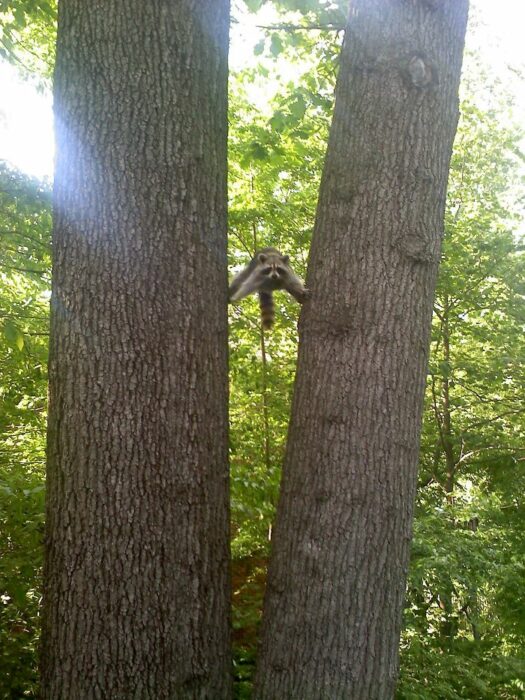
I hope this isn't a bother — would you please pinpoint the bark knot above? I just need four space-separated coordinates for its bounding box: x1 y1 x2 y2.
399 231 441 264
406 54 434 88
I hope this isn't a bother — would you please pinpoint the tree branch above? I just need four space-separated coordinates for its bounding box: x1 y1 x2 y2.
256 23 345 33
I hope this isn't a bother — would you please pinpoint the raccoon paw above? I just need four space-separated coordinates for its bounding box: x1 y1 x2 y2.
300 288 311 302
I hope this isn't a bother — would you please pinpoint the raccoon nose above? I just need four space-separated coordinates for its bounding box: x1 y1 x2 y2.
270 271 279 279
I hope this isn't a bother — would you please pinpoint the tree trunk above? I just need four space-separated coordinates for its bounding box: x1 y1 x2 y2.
41 2 231 698
254 1 469 698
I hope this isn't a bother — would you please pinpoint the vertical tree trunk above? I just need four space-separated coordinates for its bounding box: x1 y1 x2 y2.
41 2 231 698
254 1 469 698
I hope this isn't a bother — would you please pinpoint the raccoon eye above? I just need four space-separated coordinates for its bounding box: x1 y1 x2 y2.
276 266 287 275
262 266 273 274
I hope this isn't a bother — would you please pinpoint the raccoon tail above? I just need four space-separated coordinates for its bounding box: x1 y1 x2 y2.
259 291 274 330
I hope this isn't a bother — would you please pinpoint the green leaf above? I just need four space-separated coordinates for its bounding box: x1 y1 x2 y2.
289 94 307 120
249 142 269 160
13 6 27 28
243 0 264 11
270 34 283 57
253 39 265 56
3 320 24 350
269 110 287 133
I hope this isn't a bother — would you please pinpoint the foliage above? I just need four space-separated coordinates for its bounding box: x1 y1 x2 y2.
227 66 334 680
242 0 347 30
230 0 342 555
398 62 525 699
228 61 334 558
228 7 338 689
0 468 44 699
0 0 56 78
0 162 50 698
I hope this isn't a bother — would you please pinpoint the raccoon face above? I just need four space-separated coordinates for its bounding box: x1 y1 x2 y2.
258 253 290 285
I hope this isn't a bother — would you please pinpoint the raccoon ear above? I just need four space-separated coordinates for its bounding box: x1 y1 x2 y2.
281 255 290 264
259 253 268 263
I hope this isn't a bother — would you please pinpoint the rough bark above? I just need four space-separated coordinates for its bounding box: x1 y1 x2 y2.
41 1 231 698
254 1 469 698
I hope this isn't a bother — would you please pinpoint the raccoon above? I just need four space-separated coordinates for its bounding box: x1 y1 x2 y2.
229 247 309 329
